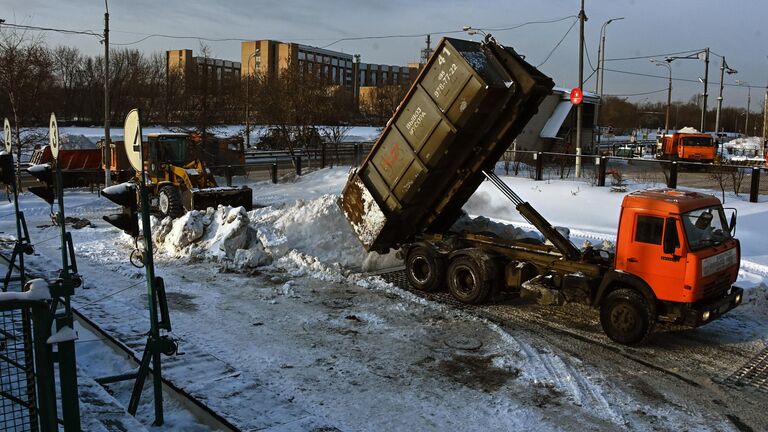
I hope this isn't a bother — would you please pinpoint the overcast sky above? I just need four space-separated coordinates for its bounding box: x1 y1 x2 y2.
2 0 766 109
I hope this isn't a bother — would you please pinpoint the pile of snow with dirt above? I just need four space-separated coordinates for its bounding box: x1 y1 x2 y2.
151 196 399 273
723 137 764 161
677 126 700 133
451 213 543 243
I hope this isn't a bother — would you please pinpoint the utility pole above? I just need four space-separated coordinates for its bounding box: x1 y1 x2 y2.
762 87 767 158
714 57 736 153
103 1 111 187
700 48 709 132
736 80 751 136
575 0 586 178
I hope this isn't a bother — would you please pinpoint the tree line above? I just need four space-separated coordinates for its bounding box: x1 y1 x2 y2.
0 30 407 148
601 95 765 136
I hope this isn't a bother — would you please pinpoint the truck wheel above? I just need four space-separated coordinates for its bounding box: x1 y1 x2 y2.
600 288 654 345
447 255 493 304
405 245 445 292
158 185 184 218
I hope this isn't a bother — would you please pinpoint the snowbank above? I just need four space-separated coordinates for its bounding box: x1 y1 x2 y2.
151 195 398 273
723 137 764 161
678 126 700 133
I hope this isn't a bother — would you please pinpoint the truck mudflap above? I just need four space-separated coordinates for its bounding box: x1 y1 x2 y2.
184 186 253 212
681 286 743 327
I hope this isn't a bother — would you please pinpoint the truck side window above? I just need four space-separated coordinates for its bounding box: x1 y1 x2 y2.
635 215 664 245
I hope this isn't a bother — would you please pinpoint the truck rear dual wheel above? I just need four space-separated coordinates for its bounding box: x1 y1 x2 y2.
405 245 445 292
158 185 184 218
447 255 494 304
600 288 654 345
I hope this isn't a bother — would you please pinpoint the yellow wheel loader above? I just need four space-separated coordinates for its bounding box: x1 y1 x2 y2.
144 133 252 218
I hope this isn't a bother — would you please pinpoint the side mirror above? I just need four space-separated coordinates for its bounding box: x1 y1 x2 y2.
725 208 737 235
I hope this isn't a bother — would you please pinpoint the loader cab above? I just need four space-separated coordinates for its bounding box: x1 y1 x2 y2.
614 189 739 304
146 133 191 174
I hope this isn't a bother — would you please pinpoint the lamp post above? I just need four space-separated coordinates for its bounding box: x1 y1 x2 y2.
650 59 672 136
735 80 751 136
594 16 624 147
713 57 736 153
245 48 260 148
103 0 111 186
666 48 709 131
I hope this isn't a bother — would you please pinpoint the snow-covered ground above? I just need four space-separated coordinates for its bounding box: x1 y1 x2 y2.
2 165 767 430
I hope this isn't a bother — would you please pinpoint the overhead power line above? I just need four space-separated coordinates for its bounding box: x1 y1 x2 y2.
0 22 101 39
606 88 669 97
536 17 579 67
603 48 705 62
602 67 764 89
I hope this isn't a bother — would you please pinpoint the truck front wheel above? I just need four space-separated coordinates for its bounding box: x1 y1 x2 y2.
447 255 492 304
600 288 654 345
405 245 445 292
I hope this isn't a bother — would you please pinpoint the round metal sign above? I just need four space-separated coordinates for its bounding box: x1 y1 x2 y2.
49 113 60 160
570 87 583 105
3 118 10 154
123 109 143 171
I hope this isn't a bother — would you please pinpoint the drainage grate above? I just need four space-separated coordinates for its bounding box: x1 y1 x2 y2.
725 347 768 394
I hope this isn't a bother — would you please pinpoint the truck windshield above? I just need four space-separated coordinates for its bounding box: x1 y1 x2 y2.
681 205 731 251
682 137 712 147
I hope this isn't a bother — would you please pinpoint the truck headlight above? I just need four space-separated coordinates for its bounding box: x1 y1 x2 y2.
702 311 711 321
735 293 742 304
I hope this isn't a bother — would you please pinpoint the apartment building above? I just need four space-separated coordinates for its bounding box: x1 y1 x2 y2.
166 49 241 91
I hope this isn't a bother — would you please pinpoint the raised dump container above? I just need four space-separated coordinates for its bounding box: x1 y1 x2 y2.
340 37 554 252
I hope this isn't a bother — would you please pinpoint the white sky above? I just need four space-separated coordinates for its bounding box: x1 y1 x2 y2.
1 0 766 109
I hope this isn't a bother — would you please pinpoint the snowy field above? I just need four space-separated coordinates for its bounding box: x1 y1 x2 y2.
2 166 767 430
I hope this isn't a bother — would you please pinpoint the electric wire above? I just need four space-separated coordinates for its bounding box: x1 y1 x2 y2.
606 88 669 97
603 48 706 62
536 17 579 67
0 22 101 39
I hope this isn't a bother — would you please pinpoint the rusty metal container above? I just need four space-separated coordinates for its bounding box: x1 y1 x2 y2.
340 37 554 252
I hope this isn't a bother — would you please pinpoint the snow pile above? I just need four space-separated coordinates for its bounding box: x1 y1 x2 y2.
723 137 764 160
154 206 270 268
0 278 51 302
677 126 700 133
151 195 398 273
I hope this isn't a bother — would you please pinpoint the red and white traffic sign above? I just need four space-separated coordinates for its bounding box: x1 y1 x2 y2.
570 87 583 105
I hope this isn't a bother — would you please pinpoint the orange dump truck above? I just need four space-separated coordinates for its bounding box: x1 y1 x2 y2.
657 132 716 163
339 36 742 344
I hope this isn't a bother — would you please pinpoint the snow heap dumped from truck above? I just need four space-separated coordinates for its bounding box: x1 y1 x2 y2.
151 195 398 273
677 126 700 133
723 137 764 161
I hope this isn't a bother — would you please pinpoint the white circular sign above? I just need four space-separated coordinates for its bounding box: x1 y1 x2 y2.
3 118 10 154
123 109 143 172
49 113 59 160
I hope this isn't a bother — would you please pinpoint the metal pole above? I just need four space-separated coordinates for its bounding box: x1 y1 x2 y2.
715 57 726 141
746 86 750 135
103 2 111 187
665 66 671 136
701 48 710 132
575 0 585 177
762 88 767 159
245 53 252 148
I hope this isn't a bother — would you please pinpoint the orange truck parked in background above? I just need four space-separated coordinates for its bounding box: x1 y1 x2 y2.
657 132 716 163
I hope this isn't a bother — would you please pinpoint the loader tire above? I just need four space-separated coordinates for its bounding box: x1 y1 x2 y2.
158 185 184 218
600 288 654 346
405 245 445 292
447 255 493 304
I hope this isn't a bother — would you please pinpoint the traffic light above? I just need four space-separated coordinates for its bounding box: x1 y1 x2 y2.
0 152 13 185
101 182 139 238
26 163 55 205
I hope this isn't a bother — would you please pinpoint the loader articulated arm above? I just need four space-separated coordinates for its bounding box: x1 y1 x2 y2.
483 171 582 260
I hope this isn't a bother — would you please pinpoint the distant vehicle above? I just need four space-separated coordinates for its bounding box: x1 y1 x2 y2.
656 132 716 163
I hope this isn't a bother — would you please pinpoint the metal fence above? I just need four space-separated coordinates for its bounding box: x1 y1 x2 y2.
499 150 766 202
1 307 37 432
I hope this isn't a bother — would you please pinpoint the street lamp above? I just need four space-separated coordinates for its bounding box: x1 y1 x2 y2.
650 58 672 136
244 48 260 148
712 57 736 155
735 80 751 136
666 48 710 131
594 17 624 146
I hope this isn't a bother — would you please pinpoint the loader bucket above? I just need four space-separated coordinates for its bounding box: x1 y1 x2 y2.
185 186 253 212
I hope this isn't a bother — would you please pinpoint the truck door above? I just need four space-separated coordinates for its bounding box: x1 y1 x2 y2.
624 214 687 302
